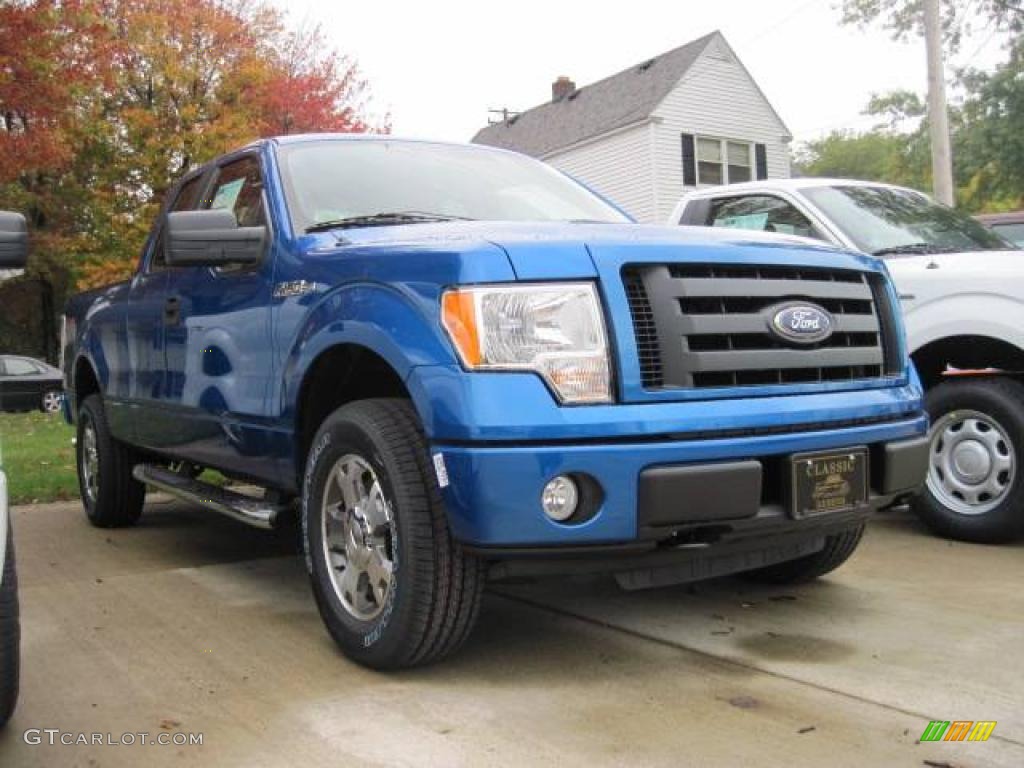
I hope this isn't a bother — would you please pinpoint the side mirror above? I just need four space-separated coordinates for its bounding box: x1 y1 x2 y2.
0 211 28 268
165 209 265 267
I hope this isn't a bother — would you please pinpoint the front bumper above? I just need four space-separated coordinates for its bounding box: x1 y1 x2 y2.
434 414 928 549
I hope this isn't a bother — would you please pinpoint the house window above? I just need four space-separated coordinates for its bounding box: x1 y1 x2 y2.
696 137 753 186
683 135 767 187
726 141 752 183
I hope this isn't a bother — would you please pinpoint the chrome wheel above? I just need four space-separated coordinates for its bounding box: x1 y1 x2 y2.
321 454 395 621
926 409 1015 516
42 391 62 413
80 421 100 504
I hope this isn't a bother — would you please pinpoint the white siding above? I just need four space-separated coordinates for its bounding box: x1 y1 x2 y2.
543 122 657 222
651 36 791 223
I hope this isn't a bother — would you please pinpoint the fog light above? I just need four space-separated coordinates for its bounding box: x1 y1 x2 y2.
542 475 579 522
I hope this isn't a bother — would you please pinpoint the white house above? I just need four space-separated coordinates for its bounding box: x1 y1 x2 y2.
472 31 792 223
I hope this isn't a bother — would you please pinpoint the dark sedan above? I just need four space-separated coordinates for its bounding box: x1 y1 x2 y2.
0 356 63 413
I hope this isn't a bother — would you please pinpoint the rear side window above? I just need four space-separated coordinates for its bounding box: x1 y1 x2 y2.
4 357 38 375
707 195 823 240
204 156 265 227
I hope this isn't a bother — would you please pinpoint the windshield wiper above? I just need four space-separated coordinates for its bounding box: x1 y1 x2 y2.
871 242 956 257
305 211 472 233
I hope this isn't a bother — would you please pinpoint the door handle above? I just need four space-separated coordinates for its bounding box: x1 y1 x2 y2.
164 296 181 326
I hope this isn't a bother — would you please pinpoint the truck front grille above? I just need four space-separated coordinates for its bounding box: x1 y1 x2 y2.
622 263 901 390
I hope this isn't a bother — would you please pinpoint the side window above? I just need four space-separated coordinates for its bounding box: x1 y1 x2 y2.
707 195 823 240
150 173 206 271
5 357 37 376
204 156 265 227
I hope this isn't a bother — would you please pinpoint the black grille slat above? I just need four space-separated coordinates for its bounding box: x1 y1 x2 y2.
667 264 865 283
682 347 884 373
674 277 872 301
622 263 900 391
679 312 880 336
687 331 880 353
681 296 874 315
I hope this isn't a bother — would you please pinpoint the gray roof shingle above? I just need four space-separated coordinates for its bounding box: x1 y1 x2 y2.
471 32 718 157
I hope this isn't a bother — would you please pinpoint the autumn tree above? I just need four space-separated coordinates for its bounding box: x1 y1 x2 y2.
0 0 381 312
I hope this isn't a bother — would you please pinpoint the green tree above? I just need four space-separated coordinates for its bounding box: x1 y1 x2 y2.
795 130 913 183
955 37 1024 210
839 0 1023 53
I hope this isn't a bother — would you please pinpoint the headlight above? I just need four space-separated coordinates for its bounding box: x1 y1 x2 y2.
441 282 612 404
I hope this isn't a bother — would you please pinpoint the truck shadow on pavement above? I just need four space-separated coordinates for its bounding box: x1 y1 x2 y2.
127 498 867 678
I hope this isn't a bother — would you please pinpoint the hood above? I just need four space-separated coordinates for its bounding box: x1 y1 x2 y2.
881 249 1024 318
883 249 1023 274
300 220 882 280
883 249 1024 293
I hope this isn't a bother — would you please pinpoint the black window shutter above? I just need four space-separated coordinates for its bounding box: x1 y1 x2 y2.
755 143 768 180
681 134 696 186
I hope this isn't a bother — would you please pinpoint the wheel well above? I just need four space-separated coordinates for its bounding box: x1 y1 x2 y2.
912 336 1024 389
74 357 100 405
296 345 411 480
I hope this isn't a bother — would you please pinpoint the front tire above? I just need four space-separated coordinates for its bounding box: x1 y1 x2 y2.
0 520 19 728
742 525 865 584
912 378 1024 543
302 399 483 669
76 395 145 528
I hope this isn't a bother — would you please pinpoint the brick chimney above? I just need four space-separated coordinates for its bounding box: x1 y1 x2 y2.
551 76 576 102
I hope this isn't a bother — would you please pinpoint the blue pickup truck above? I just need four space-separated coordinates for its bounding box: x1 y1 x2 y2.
63 135 928 668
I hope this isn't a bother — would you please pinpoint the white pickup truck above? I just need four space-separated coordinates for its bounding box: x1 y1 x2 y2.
671 179 1024 543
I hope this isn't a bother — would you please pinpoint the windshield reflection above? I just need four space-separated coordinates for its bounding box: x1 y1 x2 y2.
802 185 1013 255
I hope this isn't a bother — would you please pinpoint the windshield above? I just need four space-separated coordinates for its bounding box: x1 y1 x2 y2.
275 140 630 233
801 185 1013 255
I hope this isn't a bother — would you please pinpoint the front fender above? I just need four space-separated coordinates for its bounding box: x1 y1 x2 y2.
902 293 1024 354
279 281 458 422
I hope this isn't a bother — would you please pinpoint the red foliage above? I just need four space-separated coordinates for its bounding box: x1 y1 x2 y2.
255 23 377 136
0 0 382 289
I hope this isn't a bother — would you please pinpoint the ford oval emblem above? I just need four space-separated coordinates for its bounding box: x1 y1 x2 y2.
768 302 834 345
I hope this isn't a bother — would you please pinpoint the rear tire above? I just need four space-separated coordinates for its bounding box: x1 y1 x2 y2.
76 395 145 528
911 378 1024 543
302 398 483 669
0 520 19 728
742 525 865 584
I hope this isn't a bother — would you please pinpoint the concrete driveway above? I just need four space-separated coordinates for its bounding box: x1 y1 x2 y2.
1 497 1021 767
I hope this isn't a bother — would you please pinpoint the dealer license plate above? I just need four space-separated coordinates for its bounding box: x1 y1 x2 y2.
789 448 868 518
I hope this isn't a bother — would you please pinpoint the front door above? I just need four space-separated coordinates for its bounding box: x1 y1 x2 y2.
125 171 207 447
160 153 276 481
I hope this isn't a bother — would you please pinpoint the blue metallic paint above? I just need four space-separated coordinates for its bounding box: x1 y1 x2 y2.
411 365 923 444
439 415 928 545
62 135 928 544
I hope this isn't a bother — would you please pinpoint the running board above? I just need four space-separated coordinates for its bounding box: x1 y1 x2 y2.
132 464 286 530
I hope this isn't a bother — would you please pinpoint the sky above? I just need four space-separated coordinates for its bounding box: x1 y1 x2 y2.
274 0 1008 149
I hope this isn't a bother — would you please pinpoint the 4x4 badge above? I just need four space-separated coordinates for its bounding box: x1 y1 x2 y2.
273 280 318 299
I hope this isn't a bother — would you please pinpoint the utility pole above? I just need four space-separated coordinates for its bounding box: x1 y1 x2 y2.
924 0 955 206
